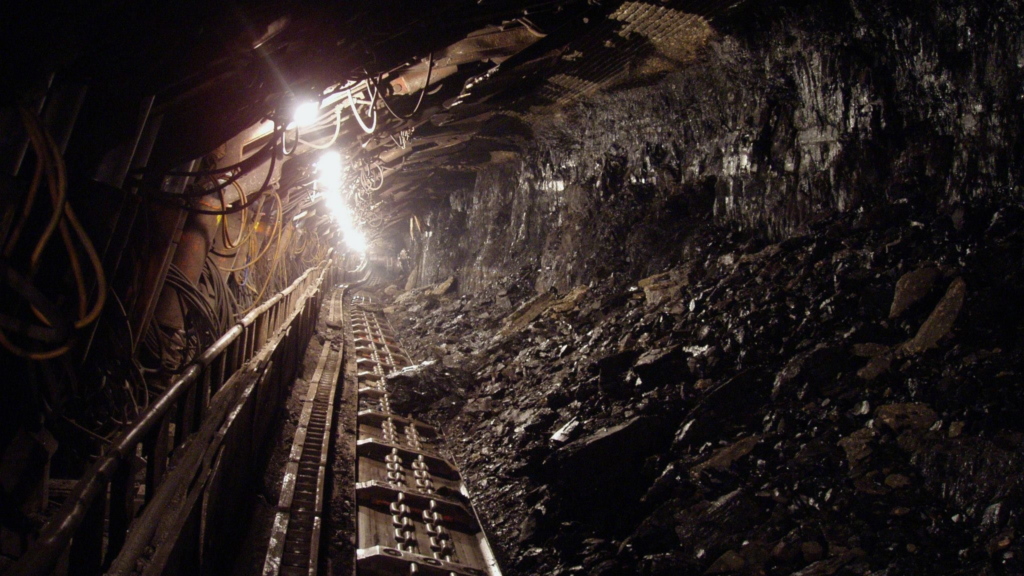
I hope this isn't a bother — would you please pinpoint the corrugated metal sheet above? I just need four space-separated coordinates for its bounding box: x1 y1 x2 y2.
527 0 726 115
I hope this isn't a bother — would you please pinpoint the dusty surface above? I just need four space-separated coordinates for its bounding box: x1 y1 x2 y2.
325 299 357 576
386 200 1024 576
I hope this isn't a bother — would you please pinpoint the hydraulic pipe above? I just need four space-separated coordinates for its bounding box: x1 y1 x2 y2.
152 197 220 332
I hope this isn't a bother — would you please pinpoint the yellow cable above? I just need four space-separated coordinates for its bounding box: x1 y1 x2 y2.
218 179 251 249
27 111 66 271
13 110 84 338
16 108 74 293
220 193 267 272
64 202 106 328
241 192 285 313
38 124 90 320
34 113 104 328
218 189 281 272
14 108 88 323
3 118 43 255
0 107 107 362
291 230 309 255
229 180 258 247
0 329 71 360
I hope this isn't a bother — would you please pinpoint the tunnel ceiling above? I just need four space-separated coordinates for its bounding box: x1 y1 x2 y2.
3 0 746 243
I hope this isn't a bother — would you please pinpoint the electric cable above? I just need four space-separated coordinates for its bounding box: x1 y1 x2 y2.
240 214 285 314
217 190 283 272
218 180 250 249
282 124 299 156
297 106 343 149
12 106 87 321
3 115 45 254
135 124 281 206
0 106 107 359
362 163 385 191
168 142 274 200
184 136 279 215
212 192 266 258
348 82 378 134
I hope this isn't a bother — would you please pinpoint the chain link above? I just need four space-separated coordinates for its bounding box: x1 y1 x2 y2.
385 448 404 485
390 492 416 552
405 421 422 450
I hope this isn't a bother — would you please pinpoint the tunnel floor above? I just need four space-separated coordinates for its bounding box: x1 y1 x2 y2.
225 199 1024 576
230 287 501 576
380 206 1024 575
230 288 353 576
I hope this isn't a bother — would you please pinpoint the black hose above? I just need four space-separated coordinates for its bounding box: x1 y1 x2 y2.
183 137 279 216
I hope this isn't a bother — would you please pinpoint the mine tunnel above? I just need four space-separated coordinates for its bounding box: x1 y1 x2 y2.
2 0 1024 574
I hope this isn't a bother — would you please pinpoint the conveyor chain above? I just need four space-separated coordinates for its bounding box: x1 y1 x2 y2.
350 293 501 576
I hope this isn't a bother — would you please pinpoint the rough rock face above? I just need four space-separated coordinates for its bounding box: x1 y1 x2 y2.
412 0 1024 294
383 0 1024 574
389 200 1024 575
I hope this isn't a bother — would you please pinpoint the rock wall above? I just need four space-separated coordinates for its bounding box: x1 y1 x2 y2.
389 188 1024 575
413 0 1024 294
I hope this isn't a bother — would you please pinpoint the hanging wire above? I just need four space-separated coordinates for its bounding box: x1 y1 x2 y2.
0 106 106 359
348 82 378 134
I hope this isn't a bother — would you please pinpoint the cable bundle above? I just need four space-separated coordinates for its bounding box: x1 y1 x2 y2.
0 106 107 359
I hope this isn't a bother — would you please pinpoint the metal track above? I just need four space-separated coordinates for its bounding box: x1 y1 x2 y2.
328 290 344 325
264 339 344 576
350 293 502 576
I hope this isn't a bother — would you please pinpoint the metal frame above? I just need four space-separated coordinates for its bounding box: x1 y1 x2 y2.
8 256 340 576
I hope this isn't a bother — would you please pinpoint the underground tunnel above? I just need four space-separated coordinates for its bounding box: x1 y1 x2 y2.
1 0 1024 574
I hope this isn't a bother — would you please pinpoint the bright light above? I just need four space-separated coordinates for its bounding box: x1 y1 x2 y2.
344 228 368 253
330 201 368 253
293 100 319 127
323 189 345 218
315 156 367 254
315 150 343 190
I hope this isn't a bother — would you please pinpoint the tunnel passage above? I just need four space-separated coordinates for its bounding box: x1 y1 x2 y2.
248 288 503 576
4 0 1024 574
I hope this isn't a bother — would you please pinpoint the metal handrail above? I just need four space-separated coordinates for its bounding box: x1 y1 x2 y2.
7 255 336 576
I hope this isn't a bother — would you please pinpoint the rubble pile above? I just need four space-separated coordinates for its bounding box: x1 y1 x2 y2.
385 198 1024 575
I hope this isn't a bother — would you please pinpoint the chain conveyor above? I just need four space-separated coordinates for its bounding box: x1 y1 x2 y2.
350 293 502 576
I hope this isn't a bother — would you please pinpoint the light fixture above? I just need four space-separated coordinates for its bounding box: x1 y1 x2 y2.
293 100 319 128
